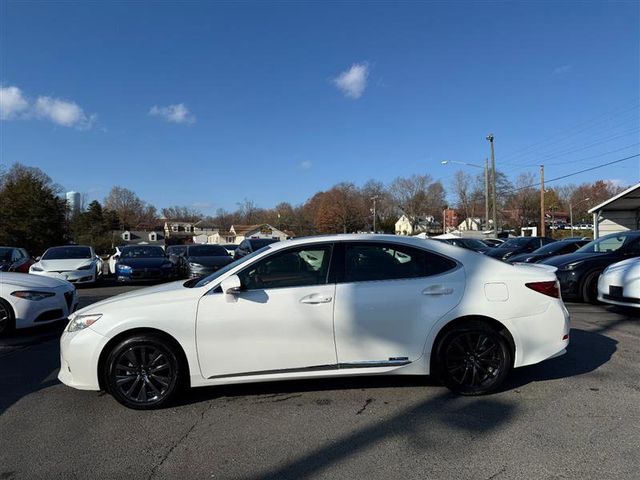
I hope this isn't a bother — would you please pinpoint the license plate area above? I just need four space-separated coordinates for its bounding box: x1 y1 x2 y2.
609 285 623 297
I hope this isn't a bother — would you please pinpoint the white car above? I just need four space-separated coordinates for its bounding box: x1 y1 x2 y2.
59 234 570 409
108 246 124 275
0 272 78 336
597 257 640 308
30 245 103 285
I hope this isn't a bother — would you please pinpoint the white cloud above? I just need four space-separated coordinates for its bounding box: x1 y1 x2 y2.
299 160 313 170
552 64 572 76
0 85 29 120
34 96 96 129
0 84 96 129
149 103 195 124
334 63 369 99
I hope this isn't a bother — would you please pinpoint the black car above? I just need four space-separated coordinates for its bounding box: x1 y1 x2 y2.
115 245 179 282
233 238 280 260
0 247 33 273
507 238 590 264
484 236 556 262
541 231 640 303
184 244 234 278
435 238 489 253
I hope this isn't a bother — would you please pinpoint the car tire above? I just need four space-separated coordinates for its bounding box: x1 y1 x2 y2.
104 334 183 409
436 321 512 396
581 270 601 304
0 298 15 338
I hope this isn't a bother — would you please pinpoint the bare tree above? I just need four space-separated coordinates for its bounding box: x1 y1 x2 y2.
104 186 157 229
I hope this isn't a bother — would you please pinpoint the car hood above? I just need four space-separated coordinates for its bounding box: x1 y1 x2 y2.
187 255 232 267
603 256 640 273
75 280 189 315
38 259 94 271
117 257 170 268
0 271 72 289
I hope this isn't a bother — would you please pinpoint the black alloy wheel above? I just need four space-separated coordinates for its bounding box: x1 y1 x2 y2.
438 322 511 395
105 334 181 409
0 299 15 337
581 270 601 304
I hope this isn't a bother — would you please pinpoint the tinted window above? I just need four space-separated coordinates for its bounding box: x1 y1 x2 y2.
249 238 279 250
345 243 456 283
499 238 534 248
43 246 92 260
187 245 229 256
168 246 187 256
577 234 637 253
0 248 13 262
239 245 332 290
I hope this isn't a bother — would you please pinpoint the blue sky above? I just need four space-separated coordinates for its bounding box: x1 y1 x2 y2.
1 1 639 212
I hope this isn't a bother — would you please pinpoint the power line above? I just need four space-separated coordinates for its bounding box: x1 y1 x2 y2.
506 153 640 193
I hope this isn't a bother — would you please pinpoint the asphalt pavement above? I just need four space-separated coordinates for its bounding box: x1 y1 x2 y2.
0 284 638 480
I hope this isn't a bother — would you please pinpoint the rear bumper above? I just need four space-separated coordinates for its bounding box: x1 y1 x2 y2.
510 300 571 368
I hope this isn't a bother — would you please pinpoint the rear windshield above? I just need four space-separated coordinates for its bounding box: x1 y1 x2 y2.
187 245 229 256
43 246 91 260
462 239 487 249
249 239 279 249
0 248 14 261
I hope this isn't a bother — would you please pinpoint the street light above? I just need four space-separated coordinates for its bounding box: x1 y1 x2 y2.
441 160 490 231
486 134 497 236
370 195 379 233
569 197 591 237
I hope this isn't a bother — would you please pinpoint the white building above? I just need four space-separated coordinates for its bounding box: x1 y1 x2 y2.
395 215 436 236
458 217 483 231
226 224 291 244
66 191 81 214
589 182 640 238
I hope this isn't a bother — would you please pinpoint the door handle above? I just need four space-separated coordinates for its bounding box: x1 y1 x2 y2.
300 294 333 304
422 285 454 296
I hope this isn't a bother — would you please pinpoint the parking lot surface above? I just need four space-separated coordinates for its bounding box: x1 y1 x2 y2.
1 285 638 479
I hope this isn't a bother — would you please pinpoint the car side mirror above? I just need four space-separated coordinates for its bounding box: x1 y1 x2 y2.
114 255 120 260
220 274 242 294
35 256 41 261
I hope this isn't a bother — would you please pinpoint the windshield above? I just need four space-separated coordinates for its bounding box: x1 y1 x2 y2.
187 245 229 257
462 239 487 249
0 248 13 262
499 237 533 248
120 246 165 258
43 246 92 260
192 246 271 288
576 234 636 254
533 242 566 254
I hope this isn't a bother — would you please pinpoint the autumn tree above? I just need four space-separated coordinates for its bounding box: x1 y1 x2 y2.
104 186 157 229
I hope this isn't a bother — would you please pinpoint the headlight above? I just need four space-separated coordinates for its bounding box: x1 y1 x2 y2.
559 261 584 271
189 262 203 268
30 265 43 272
11 290 56 301
77 264 93 271
67 313 102 332
117 264 132 271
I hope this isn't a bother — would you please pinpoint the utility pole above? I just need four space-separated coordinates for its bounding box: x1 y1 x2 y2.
540 165 545 237
371 195 379 233
486 134 497 236
484 158 489 231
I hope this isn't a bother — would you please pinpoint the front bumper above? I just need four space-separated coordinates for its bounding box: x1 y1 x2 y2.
13 286 78 329
598 273 640 308
554 270 582 300
117 268 175 282
33 269 96 284
58 326 107 391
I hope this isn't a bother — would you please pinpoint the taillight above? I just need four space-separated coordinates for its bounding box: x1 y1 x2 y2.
526 280 560 298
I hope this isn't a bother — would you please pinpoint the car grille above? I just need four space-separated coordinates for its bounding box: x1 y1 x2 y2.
64 291 74 311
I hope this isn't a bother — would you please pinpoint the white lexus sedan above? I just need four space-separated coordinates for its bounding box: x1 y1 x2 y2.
597 257 640 308
0 272 78 336
59 234 570 409
30 245 103 285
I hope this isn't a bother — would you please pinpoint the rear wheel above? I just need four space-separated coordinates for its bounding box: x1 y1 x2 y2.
581 270 601 304
436 321 512 395
0 299 15 337
105 334 182 409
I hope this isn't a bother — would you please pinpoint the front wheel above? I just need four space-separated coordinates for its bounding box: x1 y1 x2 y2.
581 270 601 304
0 299 15 338
105 334 182 409
436 322 512 395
